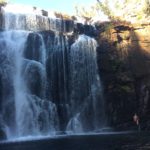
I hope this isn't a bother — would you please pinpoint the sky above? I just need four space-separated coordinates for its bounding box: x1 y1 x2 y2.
11 0 95 15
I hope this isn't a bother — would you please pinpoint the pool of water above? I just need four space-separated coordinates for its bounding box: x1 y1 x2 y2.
1 131 149 150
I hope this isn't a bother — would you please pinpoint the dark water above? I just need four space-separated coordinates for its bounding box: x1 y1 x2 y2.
1 132 150 150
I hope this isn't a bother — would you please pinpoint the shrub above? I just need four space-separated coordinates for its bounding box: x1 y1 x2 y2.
0 0 8 5
143 0 150 16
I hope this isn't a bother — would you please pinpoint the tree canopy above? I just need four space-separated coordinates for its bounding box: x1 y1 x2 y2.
0 0 8 5
75 0 150 23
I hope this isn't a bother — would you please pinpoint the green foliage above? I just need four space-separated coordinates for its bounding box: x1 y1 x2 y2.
74 0 150 23
0 0 8 5
96 0 113 19
96 0 150 22
0 0 9 6
137 15 142 20
74 4 97 24
143 0 150 16
120 85 132 93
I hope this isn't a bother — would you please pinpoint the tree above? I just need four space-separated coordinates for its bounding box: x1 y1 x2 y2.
0 0 8 5
75 4 97 24
96 0 150 22
143 0 150 16
74 0 150 23
96 0 113 19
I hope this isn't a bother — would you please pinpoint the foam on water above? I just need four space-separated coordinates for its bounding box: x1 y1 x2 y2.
0 130 137 145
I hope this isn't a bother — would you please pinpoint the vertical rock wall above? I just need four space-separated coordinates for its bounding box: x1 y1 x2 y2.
97 22 150 130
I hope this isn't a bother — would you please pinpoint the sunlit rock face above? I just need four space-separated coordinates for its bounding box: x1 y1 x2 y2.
96 22 150 130
0 4 105 140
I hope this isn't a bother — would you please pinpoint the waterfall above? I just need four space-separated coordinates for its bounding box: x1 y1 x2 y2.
10 31 29 137
66 113 83 134
68 35 105 131
0 30 29 138
0 4 105 140
1 4 74 32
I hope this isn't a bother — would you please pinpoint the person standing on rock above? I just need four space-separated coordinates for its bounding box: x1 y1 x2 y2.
133 113 140 131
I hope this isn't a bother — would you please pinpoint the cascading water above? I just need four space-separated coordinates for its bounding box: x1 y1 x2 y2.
0 4 105 140
67 35 105 132
0 31 59 138
9 31 29 137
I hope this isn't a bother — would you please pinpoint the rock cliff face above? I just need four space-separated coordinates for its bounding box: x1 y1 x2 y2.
1 3 150 134
0 4 106 140
97 22 150 130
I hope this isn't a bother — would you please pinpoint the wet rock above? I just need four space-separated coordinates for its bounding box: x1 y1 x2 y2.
0 116 6 140
41 10 48 17
0 128 6 140
24 60 46 98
